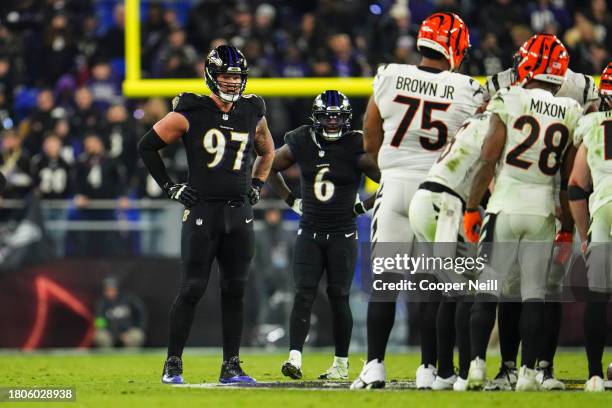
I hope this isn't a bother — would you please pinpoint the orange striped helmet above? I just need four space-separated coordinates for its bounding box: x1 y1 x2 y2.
417 12 470 71
599 62 612 95
513 34 569 86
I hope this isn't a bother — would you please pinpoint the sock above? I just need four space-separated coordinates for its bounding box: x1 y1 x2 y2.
455 298 472 379
333 356 349 368
498 302 521 366
519 301 545 369
542 302 562 363
220 287 245 361
366 301 396 362
289 349 302 368
436 300 456 378
420 301 440 366
584 301 607 378
470 296 497 360
289 288 317 352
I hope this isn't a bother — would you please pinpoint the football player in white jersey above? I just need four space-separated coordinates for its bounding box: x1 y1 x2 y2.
463 34 583 391
569 62 612 392
409 109 491 391
350 12 484 390
482 60 599 393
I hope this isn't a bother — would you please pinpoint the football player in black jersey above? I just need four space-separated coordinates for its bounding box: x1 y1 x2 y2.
138 45 274 384
267 90 380 380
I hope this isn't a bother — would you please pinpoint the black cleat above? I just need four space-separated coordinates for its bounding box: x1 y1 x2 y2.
162 356 185 384
281 361 303 380
219 356 256 384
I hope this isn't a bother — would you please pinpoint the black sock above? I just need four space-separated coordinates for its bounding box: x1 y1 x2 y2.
420 301 439 366
519 301 545 368
498 302 522 366
289 288 317 352
455 298 473 379
367 301 396 361
584 298 608 378
542 302 562 364
167 262 210 358
328 294 353 358
436 300 456 378
470 296 497 360
220 279 247 361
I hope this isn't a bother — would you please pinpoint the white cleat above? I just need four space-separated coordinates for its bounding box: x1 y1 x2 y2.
453 376 468 391
535 362 565 390
515 366 541 391
350 359 386 389
431 374 457 390
415 364 436 389
585 376 605 392
484 362 517 391
319 359 349 380
467 358 487 390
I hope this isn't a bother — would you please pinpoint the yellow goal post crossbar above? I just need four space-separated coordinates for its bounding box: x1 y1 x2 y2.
123 0 601 98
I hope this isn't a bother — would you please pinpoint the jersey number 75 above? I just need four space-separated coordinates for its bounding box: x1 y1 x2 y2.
390 95 450 150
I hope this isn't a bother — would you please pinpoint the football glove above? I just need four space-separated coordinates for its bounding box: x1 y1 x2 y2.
553 230 573 264
463 208 482 243
354 201 367 215
248 178 264 206
164 182 199 207
285 194 303 215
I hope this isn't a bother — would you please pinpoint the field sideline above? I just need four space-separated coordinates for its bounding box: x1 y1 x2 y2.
1 351 611 407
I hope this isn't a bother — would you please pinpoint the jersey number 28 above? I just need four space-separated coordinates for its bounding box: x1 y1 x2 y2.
203 128 249 170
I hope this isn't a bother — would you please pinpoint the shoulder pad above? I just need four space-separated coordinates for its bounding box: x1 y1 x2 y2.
242 94 266 117
172 93 206 112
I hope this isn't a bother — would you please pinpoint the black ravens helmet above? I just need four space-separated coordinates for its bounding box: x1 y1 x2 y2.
311 90 352 141
205 45 249 103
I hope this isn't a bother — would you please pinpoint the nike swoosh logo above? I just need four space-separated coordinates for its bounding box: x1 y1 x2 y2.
345 232 355 238
245 218 253 223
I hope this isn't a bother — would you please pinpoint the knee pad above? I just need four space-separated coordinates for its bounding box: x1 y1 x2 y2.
220 279 247 298
295 287 317 306
179 279 207 304
326 284 349 299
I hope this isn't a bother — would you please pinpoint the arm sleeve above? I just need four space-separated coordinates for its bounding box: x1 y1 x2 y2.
137 128 173 191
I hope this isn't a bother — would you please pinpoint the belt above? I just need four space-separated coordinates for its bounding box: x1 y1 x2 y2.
419 181 466 211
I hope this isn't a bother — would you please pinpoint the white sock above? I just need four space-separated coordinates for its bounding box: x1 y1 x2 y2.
289 350 302 368
333 356 348 367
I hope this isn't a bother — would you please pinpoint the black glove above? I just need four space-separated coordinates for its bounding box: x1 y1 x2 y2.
248 178 264 206
285 193 303 215
164 182 199 207
354 201 367 215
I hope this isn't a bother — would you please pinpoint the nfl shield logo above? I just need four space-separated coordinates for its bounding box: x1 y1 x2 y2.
319 150 325 158
196 218 203 226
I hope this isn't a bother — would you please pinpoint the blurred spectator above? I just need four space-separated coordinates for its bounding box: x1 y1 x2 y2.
328 33 366 77
99 104 138 178
223 3 255 49
527 0 571 34
30 133 72 199
97 3 125 60
565 12 599 74
480 0 525 59
40 13 77 87
88 60 121 111
52 118 76 164
467 32 505 76
20 89 62 156
94 276 146 349
368 3 415 66
585 0 612 48
154 28 199 78
70 87 102 140
142 3 170 75
0 128 32 199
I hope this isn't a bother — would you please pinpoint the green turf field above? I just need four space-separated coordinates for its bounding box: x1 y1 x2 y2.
1 351 610 407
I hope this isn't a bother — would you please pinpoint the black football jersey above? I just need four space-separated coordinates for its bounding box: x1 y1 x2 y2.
172 92 265 201
285 125 365 233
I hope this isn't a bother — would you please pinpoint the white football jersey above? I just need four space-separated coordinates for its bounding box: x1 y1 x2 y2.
485 68 599 112
373 64 484 179
574 110 612 215
426 111 491 201
486 86 583 216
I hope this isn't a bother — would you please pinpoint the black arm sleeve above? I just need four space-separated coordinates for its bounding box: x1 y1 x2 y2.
137 128 173 191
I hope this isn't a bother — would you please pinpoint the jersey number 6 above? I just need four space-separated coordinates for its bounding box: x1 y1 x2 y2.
314 167 335 202
203 128 249 170
390 95 450 150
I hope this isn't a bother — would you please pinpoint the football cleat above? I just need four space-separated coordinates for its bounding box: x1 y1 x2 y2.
453 376 468 391
431 374 457 390
584 375 605 392
350 359 386 389
515 366 541 391
219 356 256 384
416 364 436 389
536 362 565 390
467 358 487 390
281 361 303 380
319 360 349 381
161 356 185 384
485 362 517 391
